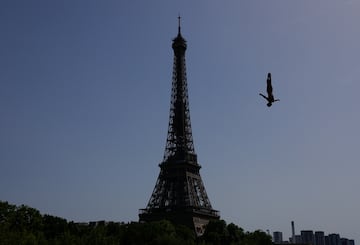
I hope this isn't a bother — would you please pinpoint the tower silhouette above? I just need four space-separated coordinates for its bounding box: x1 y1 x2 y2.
139 18 220 235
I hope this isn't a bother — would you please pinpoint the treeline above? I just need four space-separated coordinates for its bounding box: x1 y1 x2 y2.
0 201 272 245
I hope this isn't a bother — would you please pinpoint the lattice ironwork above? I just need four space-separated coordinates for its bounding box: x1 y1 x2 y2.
145 163 213 210
139 19 219 235
163 29 195 163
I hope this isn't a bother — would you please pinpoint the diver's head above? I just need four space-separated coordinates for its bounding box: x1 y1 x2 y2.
267 102 272 107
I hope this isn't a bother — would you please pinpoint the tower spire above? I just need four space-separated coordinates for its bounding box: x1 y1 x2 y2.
178 15 181 35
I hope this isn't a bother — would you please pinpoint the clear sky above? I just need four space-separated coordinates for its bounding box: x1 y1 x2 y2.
1 0 359 242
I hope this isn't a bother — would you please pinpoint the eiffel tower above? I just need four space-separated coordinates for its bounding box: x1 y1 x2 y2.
139 17 220 236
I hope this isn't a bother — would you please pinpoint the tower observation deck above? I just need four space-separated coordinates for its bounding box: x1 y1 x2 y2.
139 18 220 236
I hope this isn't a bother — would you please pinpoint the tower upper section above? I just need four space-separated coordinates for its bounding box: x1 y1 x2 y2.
163 17 196 164
172 17 187 53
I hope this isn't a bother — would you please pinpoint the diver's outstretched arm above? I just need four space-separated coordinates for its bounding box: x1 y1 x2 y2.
259 93 268 100
274 99 280 102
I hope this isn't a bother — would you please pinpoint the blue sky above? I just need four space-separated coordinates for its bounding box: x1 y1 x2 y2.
1 0 359 242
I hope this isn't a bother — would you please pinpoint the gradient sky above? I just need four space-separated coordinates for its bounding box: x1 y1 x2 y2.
1 0 359 242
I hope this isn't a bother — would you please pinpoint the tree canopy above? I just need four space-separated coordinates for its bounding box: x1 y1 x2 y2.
0 201 271 245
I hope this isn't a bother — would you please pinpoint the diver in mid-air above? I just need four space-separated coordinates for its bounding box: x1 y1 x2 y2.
259 73 279 107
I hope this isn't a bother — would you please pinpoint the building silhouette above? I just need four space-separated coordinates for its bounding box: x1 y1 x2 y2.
301 230 315 245
139 18 220 236
315 231 325 245
286 226 354 245
273 231 283 244
328 234 341 245
341 238 355 245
